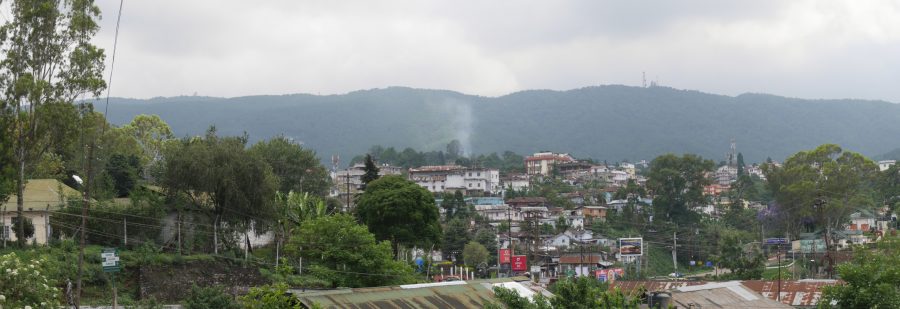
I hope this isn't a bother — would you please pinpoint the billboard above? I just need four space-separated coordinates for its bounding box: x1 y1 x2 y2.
619 238 643 256
595 268 625 282
511 255 528 271
499 249 511 264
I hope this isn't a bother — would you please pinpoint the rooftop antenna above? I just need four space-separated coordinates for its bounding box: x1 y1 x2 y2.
642 72 647 88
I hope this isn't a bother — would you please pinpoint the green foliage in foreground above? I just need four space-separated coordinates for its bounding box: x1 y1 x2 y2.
819 238 900 308
240 283 302 309
485 277 640 309
184 285 239 309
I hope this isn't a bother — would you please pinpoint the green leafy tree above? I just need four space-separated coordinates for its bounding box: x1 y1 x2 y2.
184 285 238 309
736 152 745 176
715 228 764 279
285 214 416 288
122 114 174 181
646 153 715 223
443 218 470 262
250 136 330 195
551 277 640 309
463 241 489 267
105 153 140 197
1 0 107 247
764 144 878 243
360 153 380 189
474 228 498 264
876 164 900 218
356 175 442 253
162 127 278 253
819 238 900 308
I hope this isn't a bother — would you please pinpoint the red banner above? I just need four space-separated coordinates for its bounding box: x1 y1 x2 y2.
511 255 527 271
499 249 511 264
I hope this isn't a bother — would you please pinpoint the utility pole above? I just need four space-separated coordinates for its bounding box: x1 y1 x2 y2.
123 217 127 246
507 204 512 277
75 140 95 308
672 230 678 278
346 171 351 212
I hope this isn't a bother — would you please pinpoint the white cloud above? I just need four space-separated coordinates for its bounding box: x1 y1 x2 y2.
85 0 900 101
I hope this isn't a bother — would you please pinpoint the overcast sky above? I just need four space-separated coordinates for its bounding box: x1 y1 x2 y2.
80 0 900 101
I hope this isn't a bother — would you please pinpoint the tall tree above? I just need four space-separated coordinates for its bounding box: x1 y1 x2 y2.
474 228 498 264
162 127 278 253
122 114 173 180
763 144 878 247
249 136 330 195
736 152 745 176
360 153 380 189
0 0 107 247
646 153 715 223
355 175 442 255
443 218 470 262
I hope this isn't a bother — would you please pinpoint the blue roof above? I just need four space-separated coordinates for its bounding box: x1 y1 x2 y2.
466 197 504 206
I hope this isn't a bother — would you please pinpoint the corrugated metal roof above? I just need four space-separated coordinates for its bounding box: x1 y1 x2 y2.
291 277 549 309
614 280 839 308
670 281 791 308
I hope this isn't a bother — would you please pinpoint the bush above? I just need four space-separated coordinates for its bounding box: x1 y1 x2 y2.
184 285 238 309
240 283 302 309
0 252 61 308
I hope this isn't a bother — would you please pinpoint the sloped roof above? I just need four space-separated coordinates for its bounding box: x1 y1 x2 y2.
614 280 838 307
1 179 80 212
671 281 791 308
291 277 550 309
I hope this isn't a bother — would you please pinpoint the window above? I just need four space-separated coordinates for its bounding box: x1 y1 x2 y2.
478 183 482 187
477 172 481 177
468 183 472 188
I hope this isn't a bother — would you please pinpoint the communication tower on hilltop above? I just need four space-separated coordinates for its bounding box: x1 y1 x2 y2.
727 139 737 166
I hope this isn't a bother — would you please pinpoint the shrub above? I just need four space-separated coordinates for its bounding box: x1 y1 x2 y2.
184 285 238 309
0 253 61 308
239 283 301 309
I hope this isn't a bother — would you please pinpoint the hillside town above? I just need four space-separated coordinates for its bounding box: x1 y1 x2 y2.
2 1 900 308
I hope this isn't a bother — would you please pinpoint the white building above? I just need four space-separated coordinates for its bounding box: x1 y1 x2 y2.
331 163 402 197
502 173 530 193
525 152 575 176
715 165 738 186
408 165 501 194
879 160 897 172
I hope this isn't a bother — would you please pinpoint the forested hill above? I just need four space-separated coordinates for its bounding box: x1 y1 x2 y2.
102 85 900 164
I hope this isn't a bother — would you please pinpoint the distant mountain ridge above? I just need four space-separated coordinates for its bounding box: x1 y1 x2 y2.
102 85 900 165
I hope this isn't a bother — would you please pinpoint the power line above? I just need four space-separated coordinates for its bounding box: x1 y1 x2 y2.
102 0 125 118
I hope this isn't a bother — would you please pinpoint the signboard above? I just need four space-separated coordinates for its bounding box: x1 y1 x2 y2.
595 268 625 282
511 255 527 272
499 249 511 264
101 248 120 273
530 266 541 273
765 238 789 245
800 239 826 254
618 238 643 256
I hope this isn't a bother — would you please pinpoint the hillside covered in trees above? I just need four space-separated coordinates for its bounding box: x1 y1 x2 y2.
103 85 900 165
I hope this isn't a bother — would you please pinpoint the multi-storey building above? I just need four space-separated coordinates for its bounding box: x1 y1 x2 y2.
331 163 402 206
408 165 501 194
525 152 575 176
